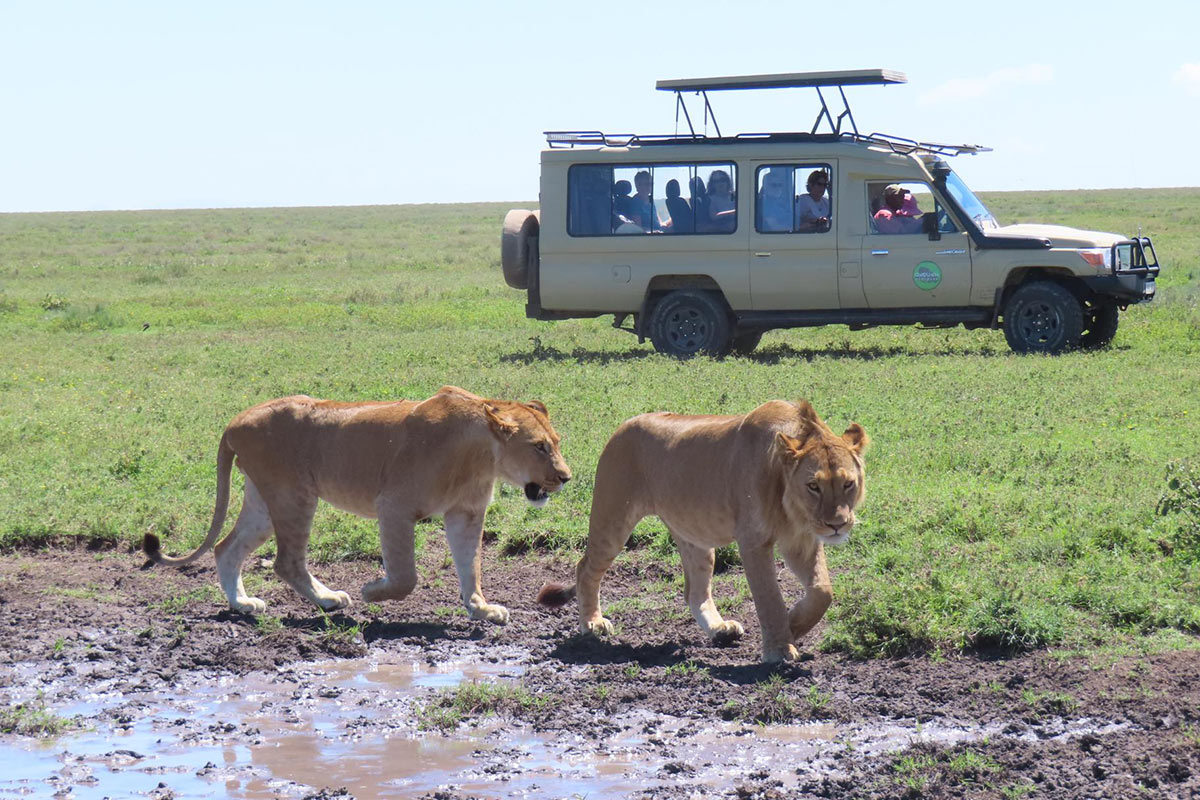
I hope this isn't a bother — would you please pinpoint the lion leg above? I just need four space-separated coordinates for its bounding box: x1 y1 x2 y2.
674 535 744 644
739 539 799 663
445 508 507 624
213 477 275 614
575 505 642 638
362 507 418 604
782 539 833 642
268 495 352 611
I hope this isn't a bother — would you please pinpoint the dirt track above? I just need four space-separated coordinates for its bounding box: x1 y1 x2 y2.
1 542 1198 799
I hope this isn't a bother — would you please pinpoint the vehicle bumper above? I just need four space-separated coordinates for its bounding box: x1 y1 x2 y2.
1082 274 1156 304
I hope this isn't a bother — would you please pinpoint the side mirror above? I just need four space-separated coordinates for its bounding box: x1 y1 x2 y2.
923 212 941 241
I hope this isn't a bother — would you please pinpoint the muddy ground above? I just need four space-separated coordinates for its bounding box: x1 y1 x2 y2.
1 540 1198 799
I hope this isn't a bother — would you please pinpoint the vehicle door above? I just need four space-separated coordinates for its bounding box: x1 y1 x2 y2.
859 181 972 307
747 162 839 310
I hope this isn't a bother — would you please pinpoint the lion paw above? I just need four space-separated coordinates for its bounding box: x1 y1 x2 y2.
711 620 745 645
762 643 801 663
361 578 415 603
232 596 267 615
582 617 615 637
318 591 353 611
470 603 510 625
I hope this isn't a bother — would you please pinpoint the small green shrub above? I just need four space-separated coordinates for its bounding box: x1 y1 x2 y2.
1158 459 1200 560
40 293 68 311
50 303 118 331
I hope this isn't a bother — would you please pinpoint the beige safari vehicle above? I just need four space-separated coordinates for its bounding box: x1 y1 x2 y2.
501 70 1158 357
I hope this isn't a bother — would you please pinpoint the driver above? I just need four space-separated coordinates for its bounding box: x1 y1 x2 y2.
873 184 924 234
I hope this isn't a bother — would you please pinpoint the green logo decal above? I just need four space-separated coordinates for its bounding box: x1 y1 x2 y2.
913 261 942 291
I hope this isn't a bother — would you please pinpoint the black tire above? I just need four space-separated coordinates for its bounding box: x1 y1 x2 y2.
730 330 763 356
648 290 732 358
501 209 539 290
1002 281 1084 354
1079 302 1119 350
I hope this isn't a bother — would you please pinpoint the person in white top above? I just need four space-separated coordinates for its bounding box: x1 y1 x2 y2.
795 169 831 232
704 169 737 232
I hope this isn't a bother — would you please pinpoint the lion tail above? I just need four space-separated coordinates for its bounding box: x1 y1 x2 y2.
143 433 235 567
536 581 577 608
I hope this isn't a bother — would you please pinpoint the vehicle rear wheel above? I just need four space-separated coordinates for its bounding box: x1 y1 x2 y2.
1002 281 1084 354
501 209 539 290
648 290 732 358
1079 302 1119 349
730 330 763 356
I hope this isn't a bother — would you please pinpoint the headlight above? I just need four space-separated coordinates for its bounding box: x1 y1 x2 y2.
1078 248 1112 273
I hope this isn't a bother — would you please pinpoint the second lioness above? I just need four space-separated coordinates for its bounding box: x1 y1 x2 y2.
144 386 571 623
539 400 867 662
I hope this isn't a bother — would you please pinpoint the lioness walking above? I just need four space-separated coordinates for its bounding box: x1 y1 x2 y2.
539 400 866 662
145 386 571 623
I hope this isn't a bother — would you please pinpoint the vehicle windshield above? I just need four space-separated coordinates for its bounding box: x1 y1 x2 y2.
943 170 999 230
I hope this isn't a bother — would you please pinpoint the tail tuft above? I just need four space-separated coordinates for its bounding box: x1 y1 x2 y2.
536 582 575 608
142 532 162 561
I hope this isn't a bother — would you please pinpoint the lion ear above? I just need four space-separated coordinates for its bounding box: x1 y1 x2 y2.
484 404 519 440
775 431 805 461
794 400 822 437
524 400 548 416
796 400 819 423
842 423 869 454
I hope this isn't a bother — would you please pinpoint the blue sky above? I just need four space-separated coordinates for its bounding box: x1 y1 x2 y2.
2 1 1197 213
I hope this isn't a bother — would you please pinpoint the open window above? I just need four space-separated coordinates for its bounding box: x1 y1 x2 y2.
755 164 832 234
866 181 956 236
567 162 737 236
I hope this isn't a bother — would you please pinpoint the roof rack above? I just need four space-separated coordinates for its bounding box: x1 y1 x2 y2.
543 69 990 157
544 130 990 158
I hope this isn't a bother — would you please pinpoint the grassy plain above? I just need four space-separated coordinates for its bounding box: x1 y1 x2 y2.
1 189 1198 657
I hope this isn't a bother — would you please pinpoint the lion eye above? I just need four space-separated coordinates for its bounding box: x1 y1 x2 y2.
806 482 820 494
844 480 856 491
534 442 550 454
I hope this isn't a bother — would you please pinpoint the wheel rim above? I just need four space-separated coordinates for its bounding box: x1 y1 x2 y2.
665 303 711 353
1016 300 1061 345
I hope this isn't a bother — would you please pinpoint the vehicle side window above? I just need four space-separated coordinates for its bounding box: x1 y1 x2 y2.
567 162 737 236
755 164 832 234
866 180 956 235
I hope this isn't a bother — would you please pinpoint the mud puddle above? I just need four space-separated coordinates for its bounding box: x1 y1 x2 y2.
3 551 1199 798
0 641 1139 799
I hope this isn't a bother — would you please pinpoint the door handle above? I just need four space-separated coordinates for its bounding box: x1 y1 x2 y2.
870 249 889 256
935 249 966 255
754 252 772 258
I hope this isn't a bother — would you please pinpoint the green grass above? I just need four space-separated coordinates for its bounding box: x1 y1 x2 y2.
722 674 802 724
417 680 550 731
891 746 1001 794
0 696 74 737
2 193 1199 657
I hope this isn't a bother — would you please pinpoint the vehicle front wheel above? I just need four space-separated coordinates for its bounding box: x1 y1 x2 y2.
1079 302 1119 349
648 290 732 358
1002 281 1084 354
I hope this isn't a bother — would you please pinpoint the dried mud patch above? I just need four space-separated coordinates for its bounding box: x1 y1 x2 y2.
1 542 1198 799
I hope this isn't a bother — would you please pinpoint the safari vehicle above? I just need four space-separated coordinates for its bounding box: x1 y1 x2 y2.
501 70 1159 357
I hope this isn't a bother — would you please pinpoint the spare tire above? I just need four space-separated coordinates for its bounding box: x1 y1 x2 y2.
501 209 540 290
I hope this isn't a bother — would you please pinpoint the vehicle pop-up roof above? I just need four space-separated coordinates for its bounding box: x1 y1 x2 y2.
545 68 989 159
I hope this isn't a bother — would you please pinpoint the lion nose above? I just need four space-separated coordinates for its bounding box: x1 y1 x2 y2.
559 472 572 484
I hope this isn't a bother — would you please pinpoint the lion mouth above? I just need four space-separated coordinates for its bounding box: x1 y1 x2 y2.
819 526 851 546
524 482 550 505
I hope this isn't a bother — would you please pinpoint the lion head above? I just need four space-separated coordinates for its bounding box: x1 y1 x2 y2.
774 402 868 545
484 399 572 507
